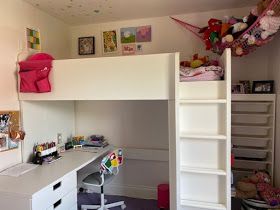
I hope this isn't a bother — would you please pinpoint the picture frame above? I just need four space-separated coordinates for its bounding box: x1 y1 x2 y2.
239 80 251 94
78 36 95 55
0 133 8 152
252 80 274 94
102 30 118 54
231 83 244 94
120 27 136 43
26 27 41 51
122 44 136 55
136 25 152 42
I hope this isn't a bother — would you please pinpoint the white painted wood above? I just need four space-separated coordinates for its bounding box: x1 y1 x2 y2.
180 173 226 204
172 48 231 210
179 99 227 104
231 94 276 183
180 166 226 176
32 172 76 210
180 133 226 140
179 81 226 100
19 53 178 101
0 147 111 199
181 199 226 210
46 189 77 210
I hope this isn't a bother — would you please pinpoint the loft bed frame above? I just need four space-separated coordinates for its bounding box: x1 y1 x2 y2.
19 50 232 210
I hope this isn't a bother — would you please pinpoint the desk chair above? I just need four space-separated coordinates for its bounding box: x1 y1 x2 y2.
81 149 126 210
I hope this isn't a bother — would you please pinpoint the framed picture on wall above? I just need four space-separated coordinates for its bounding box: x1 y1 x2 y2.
26 27 41 51
0 133 8 152
78 36 95 55
102 30 118 54
252 80 274 94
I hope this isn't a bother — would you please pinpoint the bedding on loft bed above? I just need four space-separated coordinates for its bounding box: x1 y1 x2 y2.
179 54 224 82
180 65 224 81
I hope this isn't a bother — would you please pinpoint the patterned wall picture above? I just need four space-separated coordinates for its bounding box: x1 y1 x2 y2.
120 27 136 43
26 28 41 50
122 44 136 55
102 30 118 54
79 37 95 55
136 25 152 42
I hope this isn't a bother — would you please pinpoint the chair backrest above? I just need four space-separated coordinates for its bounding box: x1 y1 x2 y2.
100 148 123 175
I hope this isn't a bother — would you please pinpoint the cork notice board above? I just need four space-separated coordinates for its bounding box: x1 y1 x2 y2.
0 111 20 152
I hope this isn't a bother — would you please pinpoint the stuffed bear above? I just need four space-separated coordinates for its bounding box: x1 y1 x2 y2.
260 10 280 40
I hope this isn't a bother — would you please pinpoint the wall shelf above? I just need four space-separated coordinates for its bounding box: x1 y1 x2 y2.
180 166 226 176
179 99 227 104
181 198 226 210
180 133 227 140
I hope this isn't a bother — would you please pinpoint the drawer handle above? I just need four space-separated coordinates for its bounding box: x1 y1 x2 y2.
53 182 61 191
53 199 62 209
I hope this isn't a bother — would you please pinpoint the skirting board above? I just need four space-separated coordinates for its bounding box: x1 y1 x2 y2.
85 184 157 200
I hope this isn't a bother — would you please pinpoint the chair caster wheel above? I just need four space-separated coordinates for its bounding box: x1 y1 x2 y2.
121 204 126 209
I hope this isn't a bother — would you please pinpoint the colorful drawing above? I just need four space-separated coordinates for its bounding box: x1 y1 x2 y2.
26 28 41 50
122 44 136 55
136 25 152 42
101 149 123 174
102 30 118 54
120 27 136 43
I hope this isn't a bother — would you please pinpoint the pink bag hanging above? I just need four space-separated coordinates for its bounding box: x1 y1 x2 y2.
19 53 54 93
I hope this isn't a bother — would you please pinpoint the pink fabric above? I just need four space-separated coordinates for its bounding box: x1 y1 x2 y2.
19 53 54 93
180 65 223 82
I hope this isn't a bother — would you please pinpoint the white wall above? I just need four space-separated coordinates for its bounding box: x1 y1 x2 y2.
21 101 75 162
70 7 270 82
0 0 70 170
267 33 280 187
75 101 169 198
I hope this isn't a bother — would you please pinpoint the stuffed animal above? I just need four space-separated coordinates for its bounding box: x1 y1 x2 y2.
199 19 222 50
260 10 280 40
236 171 280 206
180 54 209 68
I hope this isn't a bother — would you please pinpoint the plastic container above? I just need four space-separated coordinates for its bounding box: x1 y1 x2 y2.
158 184 169 209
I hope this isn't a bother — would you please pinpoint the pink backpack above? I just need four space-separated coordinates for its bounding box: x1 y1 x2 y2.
19 53 54 93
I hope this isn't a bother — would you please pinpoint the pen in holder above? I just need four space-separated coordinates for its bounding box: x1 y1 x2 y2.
9 124 25 142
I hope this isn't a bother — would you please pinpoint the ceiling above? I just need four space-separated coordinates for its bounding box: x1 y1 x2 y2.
24 0 258 25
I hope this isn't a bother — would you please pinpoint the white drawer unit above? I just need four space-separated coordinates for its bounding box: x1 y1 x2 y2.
231 94 276 183
32 172 77 210
46 189 77 210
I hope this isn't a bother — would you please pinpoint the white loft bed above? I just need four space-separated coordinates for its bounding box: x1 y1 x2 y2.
19 53 178 101
19 50 231 210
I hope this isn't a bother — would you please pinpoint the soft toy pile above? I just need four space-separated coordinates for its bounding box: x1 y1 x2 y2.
198 0 280 56
180 54 224 81
236 171 280 207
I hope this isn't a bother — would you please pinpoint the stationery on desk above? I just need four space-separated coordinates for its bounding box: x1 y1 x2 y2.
0 163 38 177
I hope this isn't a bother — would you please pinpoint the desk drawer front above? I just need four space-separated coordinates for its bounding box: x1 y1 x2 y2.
32 172 77 210
47 189 77 210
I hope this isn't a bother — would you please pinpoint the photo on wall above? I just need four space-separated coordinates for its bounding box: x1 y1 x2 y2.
0 133 8 152
102 30 118 54
26 28 41 50
78 36 95 55
120 27 136 43
136 25 152 42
